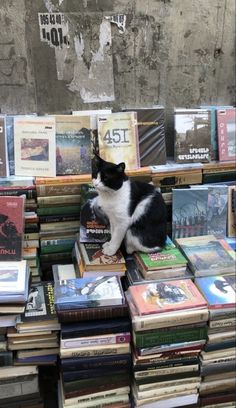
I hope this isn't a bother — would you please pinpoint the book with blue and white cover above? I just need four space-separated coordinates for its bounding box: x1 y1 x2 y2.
195 275 235 309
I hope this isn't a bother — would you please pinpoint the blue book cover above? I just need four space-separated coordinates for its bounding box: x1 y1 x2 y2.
195 275 235 308
54 276 125 310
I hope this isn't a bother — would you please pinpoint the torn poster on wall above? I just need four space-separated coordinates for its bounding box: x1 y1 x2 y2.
38 13 114 103
106 14 127 33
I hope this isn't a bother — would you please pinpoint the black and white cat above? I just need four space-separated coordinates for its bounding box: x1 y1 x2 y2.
92 155 167 256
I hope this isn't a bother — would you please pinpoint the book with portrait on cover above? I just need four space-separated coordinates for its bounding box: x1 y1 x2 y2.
97 111 140 170
54 276 125 310
127 279 207 316
0 196 25 261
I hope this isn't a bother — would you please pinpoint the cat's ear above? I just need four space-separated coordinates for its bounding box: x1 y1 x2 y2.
92 152 103 167
116 162 126 173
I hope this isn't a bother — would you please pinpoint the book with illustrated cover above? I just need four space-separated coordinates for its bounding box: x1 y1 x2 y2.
127 279 207 316
97 111 140 170
217 108 236 161
205 184 228 236
55 115 92 175
0 116 8 177
54 276 125 310
124 107 166 166
0 260 28 302
14 116 56 177
134 237 187 274
0 196 25 261
227 185 236 237
79 184 110 243
195 275 235 309
174 108 212 163
78 242 126 272
175 235 236 277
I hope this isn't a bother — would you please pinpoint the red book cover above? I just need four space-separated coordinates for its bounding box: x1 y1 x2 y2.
128 279 207 316
0 196 25 261
217 108 236 161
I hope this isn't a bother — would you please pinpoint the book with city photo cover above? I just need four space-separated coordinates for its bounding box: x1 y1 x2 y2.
127 279 207 316
54 276 125 310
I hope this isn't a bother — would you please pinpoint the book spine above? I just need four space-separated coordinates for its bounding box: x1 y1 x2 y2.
0 351 13 367
134 364 199 379
40 243 74 254
35 175 91 184
60 343 130 358
63 367 130 382
41 238 76 247
36 184 81 196
61 332 131 348
135 370 200 386
0 375 39 399
134 327 207 347
61 354 132 372
0 188 36 199
64 373 130 394
64 380 129 399
57 306 129 323
37 195 81 206
39 214 80 223
64 386 130 406
209 318 236 329
133 356 199 372
37 205 80 216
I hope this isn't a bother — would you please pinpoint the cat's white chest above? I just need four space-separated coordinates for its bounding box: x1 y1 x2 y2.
98 181 130 220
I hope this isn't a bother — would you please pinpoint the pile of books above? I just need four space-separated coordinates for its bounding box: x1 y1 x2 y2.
9 281 60 366
54 276 132 408
195 274 236 407
126 279 209 408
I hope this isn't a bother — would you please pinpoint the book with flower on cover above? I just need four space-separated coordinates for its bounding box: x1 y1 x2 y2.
195 274 235 310
127 279 207 316
175 235 236 277
97 111 140 170
54 276 125 311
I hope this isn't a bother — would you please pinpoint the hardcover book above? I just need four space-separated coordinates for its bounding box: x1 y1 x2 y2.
97 111 140 170
217 108 236 161
0 196 25 261
55 115 92 175
127 279 207 316
195 274 235 309
78 242 126 272
14 116 56 177
0 116 8 177
175 235 236 277
124 107 167 166
0 260 28 299
79 184 110 243
54 276 125 310
174 108 212 163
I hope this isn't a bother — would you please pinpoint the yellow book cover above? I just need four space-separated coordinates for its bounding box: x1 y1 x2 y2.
97 112 140 170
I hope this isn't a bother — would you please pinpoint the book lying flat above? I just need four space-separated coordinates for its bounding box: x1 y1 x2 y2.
195 274 236 309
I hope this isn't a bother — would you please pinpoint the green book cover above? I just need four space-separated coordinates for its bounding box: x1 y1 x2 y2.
136 237 187 270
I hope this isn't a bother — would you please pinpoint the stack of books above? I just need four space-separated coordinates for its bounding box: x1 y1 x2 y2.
9 281 60 366
130 237 189 283
126 279 209 408
35 175 90 278
175 235 236 277
195 274 236 407
54 276 132 408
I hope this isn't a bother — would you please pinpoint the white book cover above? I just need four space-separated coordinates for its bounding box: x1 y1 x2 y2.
0 260 27 295
14 116 56 177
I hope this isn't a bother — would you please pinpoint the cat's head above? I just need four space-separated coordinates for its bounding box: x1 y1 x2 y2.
92 154 128 192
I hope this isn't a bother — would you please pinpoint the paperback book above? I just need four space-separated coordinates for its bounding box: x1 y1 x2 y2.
54 275 125 310
175 235 236 277
78 242 126 272
0 195 25 261
195 274 235 309
97 111 140 170
0 260 29 302
217 108 236 161
127 279 207 316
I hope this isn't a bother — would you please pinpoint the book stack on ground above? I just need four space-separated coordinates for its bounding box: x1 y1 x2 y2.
129 237 190 284
0 365 44 408
126 279 209 408
0 260 29 329
54 276 132 408
10 281 60 366
35 175 91 278
73 241 127 278
195 274 236 407
175 235 236 278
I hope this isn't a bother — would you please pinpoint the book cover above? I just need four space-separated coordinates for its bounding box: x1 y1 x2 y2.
174 109 212 163
124 107 166 166
54 276 125 309
0 260 27 296
127 279 207 316
55 115 92 175
14 116 56 177
97 111 140 170
175 235 235 276
0 116 8 177
172 188 208 239
206 185 228 236
195 275 235 309
20 281 57 322
227 185 236 237
134 237 187 271
0 196 25 261
78 242 126 271
79 184 110 243
217 108 236 161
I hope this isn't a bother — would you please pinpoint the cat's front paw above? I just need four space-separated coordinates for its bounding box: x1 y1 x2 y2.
102 244 117 256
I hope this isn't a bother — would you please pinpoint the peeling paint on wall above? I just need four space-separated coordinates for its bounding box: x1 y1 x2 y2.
106 15 127 33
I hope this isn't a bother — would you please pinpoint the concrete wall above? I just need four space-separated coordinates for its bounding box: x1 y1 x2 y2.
0 0 235 155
